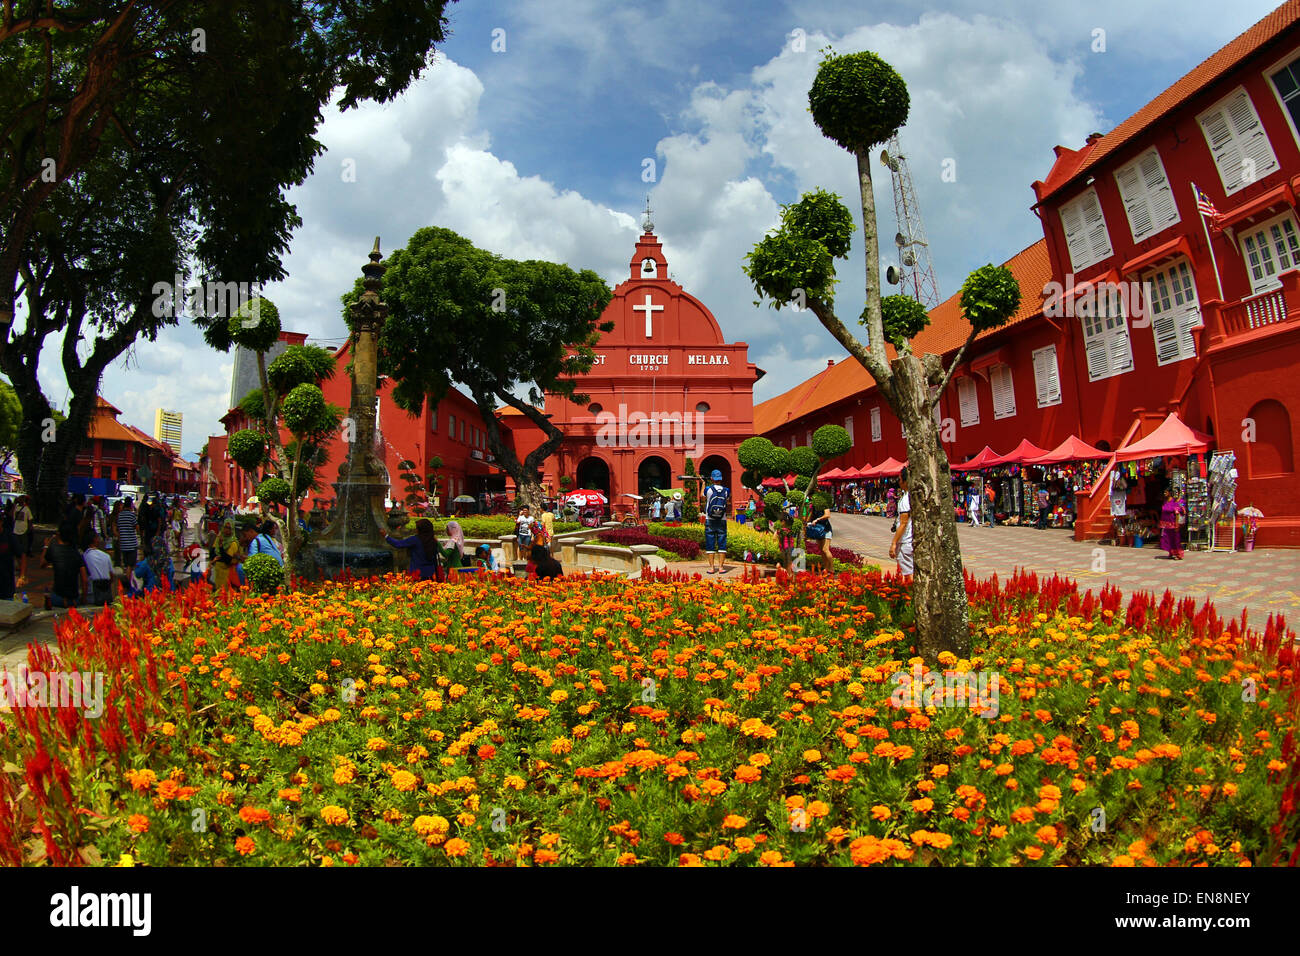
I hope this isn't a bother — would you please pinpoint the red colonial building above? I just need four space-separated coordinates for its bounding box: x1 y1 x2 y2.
758 1 1300 546
73 396 200 495
204 331 507 509
505 217 760 501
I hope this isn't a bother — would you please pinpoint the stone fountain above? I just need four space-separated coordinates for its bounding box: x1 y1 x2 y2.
309 238 397 579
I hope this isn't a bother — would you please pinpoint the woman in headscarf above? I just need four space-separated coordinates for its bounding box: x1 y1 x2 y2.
386 518 443 581
441 520 467 570
209 519 242 593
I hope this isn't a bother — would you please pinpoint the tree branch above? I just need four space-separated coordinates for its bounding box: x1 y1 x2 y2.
928 326 980 412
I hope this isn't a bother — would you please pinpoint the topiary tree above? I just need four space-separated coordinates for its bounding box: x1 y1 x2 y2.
243 553 284 594
682 456 699 524
277 381 341 574
228 429 267 494
257 475 291 506
744 49 1021 659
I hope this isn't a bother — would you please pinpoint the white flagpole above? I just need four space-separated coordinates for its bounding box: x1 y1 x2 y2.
1192 182 1225 301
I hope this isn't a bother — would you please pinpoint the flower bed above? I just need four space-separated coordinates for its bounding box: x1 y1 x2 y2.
647 521 781 564
595 528 701 559
0 569 1295 866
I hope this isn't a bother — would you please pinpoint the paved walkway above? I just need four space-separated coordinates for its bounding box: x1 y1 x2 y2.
830 513 1300 629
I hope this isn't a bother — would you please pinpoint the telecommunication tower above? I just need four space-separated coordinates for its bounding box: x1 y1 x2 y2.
880 133 940 311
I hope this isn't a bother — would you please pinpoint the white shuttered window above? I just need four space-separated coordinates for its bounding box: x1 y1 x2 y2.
870 407 881 442
1059 187 1114 272
956 376 979 426
1080 303 1134 381
990 365 1017 419
844 416 854 443
1032 345 1062 408
1145 259 1202 365
1198 87 1280 195
1240 213 1300 294
1114 148 1180 241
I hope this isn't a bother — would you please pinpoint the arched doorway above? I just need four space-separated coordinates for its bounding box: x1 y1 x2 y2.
575 456 611 498
699 455 731 489
638 455 670 500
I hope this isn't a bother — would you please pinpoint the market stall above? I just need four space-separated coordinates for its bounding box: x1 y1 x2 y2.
858 457 905 516
1025 436 1111 531
1111 413 1212 551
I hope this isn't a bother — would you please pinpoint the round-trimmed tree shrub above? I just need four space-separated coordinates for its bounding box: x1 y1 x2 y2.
228 429 267 473
281 383 327 434
228 297 282 353
960 264 1022 332
763 491 785 522
257 476 291 506
812 490 832 515
243 553 284 594
878 294 931 347
808 50 909 154
789 446 819 478
812 424 853 463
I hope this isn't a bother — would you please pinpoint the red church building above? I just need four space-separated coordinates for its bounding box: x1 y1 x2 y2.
758 1 1300 546
506 212 760 502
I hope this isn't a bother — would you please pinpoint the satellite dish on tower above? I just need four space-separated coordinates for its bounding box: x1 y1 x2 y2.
902 251 916 267
895 232 906 248
880 149 900 173
886 265 902 285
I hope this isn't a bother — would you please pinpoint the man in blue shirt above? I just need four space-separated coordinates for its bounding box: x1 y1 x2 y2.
703 470 730 575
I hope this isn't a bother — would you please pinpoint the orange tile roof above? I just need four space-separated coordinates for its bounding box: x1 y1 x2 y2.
910 238 1053 355
1035 0 1300 201
754 238 1052 434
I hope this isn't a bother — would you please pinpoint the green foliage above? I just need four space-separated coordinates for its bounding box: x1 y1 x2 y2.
0 380 21 450
228 429 267 473
763 492 785 522
744 230 838 308
878 294 931 347
737 436 774 472
558 476 573 489
280 383 327 434
647 521 782 564
789 446 819 477
812 424 853 463
811 491 832 515
770 446 792 477
426 517 580 539
740 469 759 490
228 298 282 353
257 476 291 506
808 49 910 154
780 189 856 259
268 345 336 395
242 554 284 594
238 388 267 421
786 489 807 508
681 458 699 523
960 264 1022 332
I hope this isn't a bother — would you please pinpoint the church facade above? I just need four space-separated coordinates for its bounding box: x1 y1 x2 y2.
512 217 760 503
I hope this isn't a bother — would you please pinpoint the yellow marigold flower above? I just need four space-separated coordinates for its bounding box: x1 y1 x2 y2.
320 805 350 826
803 749 822 763
320 709 341 722
160 722 176 737
333 764 355 785
116 854 135 867
391 770 418 792
366 737 388 751
550 737 573 755
550 689 569 704
444 838 470 858
457 812 476 826
413 815 450 839
722 814 748 829
449 684 467 700
309 683 325 696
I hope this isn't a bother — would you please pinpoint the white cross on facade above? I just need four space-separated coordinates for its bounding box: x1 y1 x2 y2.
631 292 663 338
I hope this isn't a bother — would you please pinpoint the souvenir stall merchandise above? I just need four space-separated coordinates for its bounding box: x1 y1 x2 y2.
1107 456 1189 548
1207 451 1237 553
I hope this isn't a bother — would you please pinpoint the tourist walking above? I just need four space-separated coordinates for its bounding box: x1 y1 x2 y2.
247 520 284 566
209 520 242 593
116 498 139 570
888 467 914 576
967 488 981 527
386 518 443 581
806 506 834 574
515 506 536 552
13 494 34 557
1160 489 1186 560
703 469 731 575
42 525 86 608
83 533 114 606
0 515 26 601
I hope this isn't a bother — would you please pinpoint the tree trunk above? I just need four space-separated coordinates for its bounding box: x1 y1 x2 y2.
893 355 970 660
255 349 294 560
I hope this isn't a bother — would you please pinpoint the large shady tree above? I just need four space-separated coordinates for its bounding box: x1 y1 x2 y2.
745 50 1020 660
346 227 613 512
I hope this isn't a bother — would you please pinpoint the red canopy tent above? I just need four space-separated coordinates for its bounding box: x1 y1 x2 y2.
1026 435 1111 465
839 466 866 480
949 446 1003 472
985 439 1050 467
759 473 798 489
1114 413 1212 462
818 467 847 481
863 457 906 478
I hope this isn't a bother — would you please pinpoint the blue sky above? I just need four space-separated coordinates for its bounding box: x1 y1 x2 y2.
31 0 1284 458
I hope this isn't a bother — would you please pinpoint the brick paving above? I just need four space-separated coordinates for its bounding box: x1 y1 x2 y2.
830 512 1300 630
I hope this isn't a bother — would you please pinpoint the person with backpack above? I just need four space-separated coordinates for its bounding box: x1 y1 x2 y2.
515 506 536 554
703 469 731 575
776 514 798 575
247 520 284 566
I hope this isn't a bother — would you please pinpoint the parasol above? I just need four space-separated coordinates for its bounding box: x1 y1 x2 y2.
452 495 476 503
564 489 609 507
1237 506 1263 518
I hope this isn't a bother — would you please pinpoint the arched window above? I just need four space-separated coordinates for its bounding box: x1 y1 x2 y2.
587 402 603 416
1246 399 1294 476
695 402 710 413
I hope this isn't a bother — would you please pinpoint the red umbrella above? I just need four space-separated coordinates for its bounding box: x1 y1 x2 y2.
949 446 1003 472
862 457 906 478
564 489 608 507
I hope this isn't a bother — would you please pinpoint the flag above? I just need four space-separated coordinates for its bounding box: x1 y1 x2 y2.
1193 183 1220 221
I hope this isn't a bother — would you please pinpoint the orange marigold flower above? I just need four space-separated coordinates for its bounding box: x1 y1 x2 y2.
734 765 762 784
128 814 150 834
733 837 756 853
1036 825 1058 845
320 805 350 826
722 814 748 829
803 749 822 763
871 805 891 821
704 845 731 862
1010 807 1035 824
911 797 934 813
1024 845 1044 860
234 836 256 856
990 825 1008 839
391 770 418 792
1112 855 1135 867
444 838 470 858
759 850 784 866
616 852 638 866
535 849 559 864
239 806 271 825
663 832 685 845
678 853 704 867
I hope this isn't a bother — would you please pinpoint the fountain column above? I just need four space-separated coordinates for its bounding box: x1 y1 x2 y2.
313 238 398 578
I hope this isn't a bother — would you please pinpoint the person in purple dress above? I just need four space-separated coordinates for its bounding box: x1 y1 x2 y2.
1159 489 1186 560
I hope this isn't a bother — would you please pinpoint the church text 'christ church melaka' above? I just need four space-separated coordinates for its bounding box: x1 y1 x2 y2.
503 210 760 504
